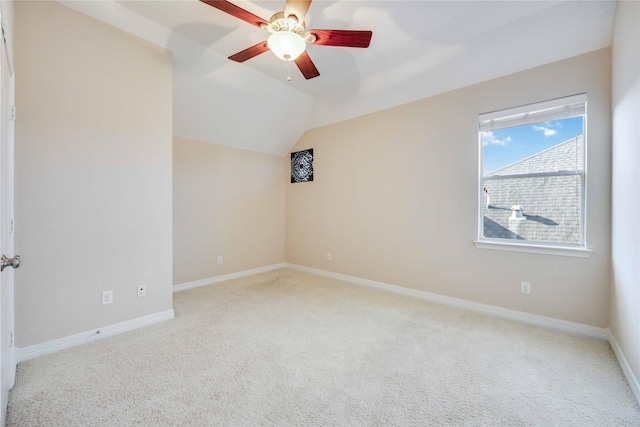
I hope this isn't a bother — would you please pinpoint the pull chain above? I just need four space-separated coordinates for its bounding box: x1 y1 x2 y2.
287 61 292 81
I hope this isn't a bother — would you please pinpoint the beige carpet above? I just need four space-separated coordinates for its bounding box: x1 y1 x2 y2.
7 268 640 426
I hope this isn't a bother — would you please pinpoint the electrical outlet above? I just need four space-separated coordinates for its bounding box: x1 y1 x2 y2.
326 252 332 261
102 290 113 305
217 255 223 265
521 281 531 295
137 285 146 298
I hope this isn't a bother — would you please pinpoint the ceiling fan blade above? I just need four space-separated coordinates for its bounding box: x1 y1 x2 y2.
228 41 269 62
199 0 268 28
309 30 372 48
284 0 312 24
294 51 320 80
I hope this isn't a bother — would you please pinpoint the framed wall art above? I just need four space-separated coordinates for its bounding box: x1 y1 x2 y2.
291 148 314 183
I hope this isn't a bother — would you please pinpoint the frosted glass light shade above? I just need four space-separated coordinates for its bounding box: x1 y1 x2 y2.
268 31 306 61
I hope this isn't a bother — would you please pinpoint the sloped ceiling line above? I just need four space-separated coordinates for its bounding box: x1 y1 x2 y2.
56 0 616 156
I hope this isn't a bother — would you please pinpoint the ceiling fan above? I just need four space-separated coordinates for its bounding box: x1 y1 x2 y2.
200 0 373 80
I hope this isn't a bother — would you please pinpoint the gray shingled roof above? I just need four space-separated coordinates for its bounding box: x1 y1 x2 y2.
483 136 583 245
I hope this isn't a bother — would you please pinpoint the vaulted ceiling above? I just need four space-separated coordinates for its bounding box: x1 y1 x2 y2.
58 0 616 156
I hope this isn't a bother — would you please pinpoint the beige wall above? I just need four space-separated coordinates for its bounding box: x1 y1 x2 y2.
287 48 611 327
14 1 173 347
173 137 285 284
611 0 640 387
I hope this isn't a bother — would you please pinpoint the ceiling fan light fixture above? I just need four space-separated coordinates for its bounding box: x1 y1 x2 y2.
201 0 373 80
268 31 306 61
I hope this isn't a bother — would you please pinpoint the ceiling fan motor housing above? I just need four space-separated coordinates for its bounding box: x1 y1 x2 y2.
268 12 304 34
265 12 316 43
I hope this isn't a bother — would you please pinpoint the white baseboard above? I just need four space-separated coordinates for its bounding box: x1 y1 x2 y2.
17 263 287 362
286 263 608 340
288 263 640 406
17 309 175 363
173 263 286 292
608 329 640 405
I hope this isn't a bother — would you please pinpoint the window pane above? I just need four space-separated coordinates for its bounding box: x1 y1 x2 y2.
483 174 582 245
479 101 586 248
482 116 584 175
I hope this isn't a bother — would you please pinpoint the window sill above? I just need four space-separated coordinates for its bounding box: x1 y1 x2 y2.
473 240 592 258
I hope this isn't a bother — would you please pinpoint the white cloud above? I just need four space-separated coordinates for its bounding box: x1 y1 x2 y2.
533 125 557 137
482 131 511 146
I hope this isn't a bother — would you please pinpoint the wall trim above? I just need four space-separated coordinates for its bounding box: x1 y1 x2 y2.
474 240 593 258
285 263 608 340
17 309 175 363
17 265 637 406
173 263 286 292
608 329 640 405
18 263 287 362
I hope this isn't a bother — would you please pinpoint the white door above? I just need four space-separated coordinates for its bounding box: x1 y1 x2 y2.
0 16 17 425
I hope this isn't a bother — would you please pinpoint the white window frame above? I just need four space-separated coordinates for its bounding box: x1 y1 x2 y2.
474 94 592 258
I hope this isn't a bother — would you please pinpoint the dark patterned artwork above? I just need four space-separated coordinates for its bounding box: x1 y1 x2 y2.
291 149 314 183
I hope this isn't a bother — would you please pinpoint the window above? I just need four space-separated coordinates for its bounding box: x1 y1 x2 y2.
476 94 590 257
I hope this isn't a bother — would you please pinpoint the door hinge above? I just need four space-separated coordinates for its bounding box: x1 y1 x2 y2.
9 218 14 233
9 331 13 347
9 105 15 122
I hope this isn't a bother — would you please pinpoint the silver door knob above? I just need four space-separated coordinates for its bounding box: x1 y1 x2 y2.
1 255 20 272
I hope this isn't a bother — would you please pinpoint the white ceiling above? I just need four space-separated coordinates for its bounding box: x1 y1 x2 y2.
58 0 617 156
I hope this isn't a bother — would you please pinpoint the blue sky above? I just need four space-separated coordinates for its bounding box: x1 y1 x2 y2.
482 116 584 174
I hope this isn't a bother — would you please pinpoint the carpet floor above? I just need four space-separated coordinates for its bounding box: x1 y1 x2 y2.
7 268 640 426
